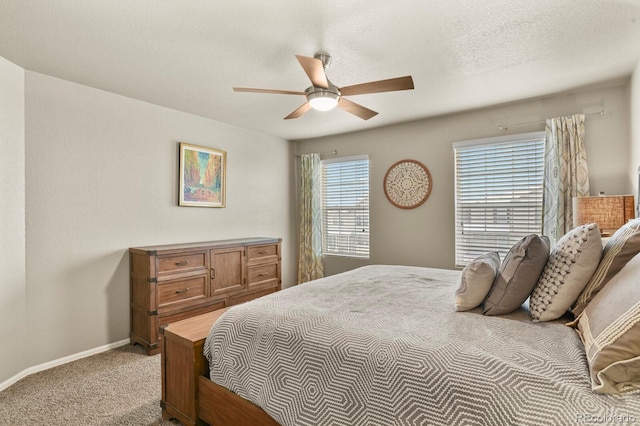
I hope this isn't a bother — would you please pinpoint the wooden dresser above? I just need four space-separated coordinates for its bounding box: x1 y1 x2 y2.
129 237 281 355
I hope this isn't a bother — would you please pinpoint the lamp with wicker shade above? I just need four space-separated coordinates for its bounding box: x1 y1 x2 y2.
572 195 635 237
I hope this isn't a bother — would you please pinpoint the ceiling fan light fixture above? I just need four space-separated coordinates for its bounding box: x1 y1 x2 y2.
233 52 413 120
307 91 340 111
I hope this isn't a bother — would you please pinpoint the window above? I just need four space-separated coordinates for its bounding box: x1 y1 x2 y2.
453 132 545 267
321 155 370 258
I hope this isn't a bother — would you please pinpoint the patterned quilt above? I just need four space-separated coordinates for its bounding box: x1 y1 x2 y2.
204 265 640 426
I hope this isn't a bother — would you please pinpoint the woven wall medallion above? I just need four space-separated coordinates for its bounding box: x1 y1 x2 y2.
384 160 432 209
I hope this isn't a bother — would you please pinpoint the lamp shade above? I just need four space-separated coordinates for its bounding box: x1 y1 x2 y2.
573 195 635 236
307 91 339 111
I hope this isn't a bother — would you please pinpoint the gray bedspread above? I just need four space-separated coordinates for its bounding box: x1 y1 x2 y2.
204 265 640 426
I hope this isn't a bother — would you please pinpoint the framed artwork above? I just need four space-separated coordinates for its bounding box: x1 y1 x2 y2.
383 159 432 209
179 142 226 207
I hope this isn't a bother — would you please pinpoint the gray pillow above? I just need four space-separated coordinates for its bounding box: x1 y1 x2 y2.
483 234 550 316
529 223 602 322
454 252 500 312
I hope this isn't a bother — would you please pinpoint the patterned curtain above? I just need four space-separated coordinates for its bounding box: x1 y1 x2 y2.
297 153 324 284
542 114 590 245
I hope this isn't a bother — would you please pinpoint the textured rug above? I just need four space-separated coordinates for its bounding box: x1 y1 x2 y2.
0 344 176 425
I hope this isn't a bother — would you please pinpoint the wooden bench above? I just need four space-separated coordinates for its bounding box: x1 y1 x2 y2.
161 308 229 426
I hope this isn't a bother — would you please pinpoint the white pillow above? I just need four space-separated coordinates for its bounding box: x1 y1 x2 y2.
454 252 500 312
529 223 602 322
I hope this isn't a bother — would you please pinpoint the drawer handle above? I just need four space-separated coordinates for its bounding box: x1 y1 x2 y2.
175 260 190 266
175 288 190 294
258 272 269 277
258 250 265 254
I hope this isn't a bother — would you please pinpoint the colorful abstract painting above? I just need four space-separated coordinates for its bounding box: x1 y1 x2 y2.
179 143 226 207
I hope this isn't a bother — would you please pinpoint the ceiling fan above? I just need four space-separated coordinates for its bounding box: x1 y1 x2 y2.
233 52 414 120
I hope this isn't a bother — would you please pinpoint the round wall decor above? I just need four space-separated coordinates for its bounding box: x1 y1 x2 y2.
383 159 432 209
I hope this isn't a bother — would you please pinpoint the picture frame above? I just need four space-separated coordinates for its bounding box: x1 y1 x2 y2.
178 142 226 207
383 159 432 209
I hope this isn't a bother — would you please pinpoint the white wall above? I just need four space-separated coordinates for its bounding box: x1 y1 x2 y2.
296 83 631 276
22 71 295 369
0 57 27 383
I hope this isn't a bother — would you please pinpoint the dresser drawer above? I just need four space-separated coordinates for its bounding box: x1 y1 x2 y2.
247 244 278 264
247 263 278 285
158 275 207 308
157 252 207 275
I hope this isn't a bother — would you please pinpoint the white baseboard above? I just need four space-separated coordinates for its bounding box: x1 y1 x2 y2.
0 338 130 392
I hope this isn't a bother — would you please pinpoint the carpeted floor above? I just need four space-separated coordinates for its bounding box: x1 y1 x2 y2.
0 344 177 425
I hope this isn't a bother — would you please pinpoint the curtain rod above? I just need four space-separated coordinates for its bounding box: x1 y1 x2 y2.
498 110 604 131
295 150 337 157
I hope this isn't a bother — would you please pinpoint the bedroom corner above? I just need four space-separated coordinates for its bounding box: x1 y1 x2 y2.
0 66 295 389
0 55 27 389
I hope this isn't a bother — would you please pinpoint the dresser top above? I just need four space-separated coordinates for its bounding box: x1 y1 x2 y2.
129 237 281 255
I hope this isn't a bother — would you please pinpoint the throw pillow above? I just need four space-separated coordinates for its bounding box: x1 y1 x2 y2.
483 234 550 316
454 252 500 312
570 252 640 394
572 218 640 316
529 223 602 322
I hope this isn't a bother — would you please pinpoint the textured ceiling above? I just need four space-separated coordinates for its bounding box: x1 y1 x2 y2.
1 0 640 140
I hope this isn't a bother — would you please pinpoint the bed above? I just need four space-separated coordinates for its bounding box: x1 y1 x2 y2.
193 264 640 426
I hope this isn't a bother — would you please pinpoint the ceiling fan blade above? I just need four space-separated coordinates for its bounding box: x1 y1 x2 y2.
339 76 414 96
295 55 329 89
284 102 312 120
233 87 306 95
338 98 378 120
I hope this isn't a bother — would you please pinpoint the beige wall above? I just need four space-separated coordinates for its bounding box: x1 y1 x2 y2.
295 83 631 276
0 57 27 384
630 61 640 212
21 71 295 369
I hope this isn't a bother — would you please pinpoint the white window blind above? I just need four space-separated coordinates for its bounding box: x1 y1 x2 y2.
321 156 370 258
453 132 545 267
